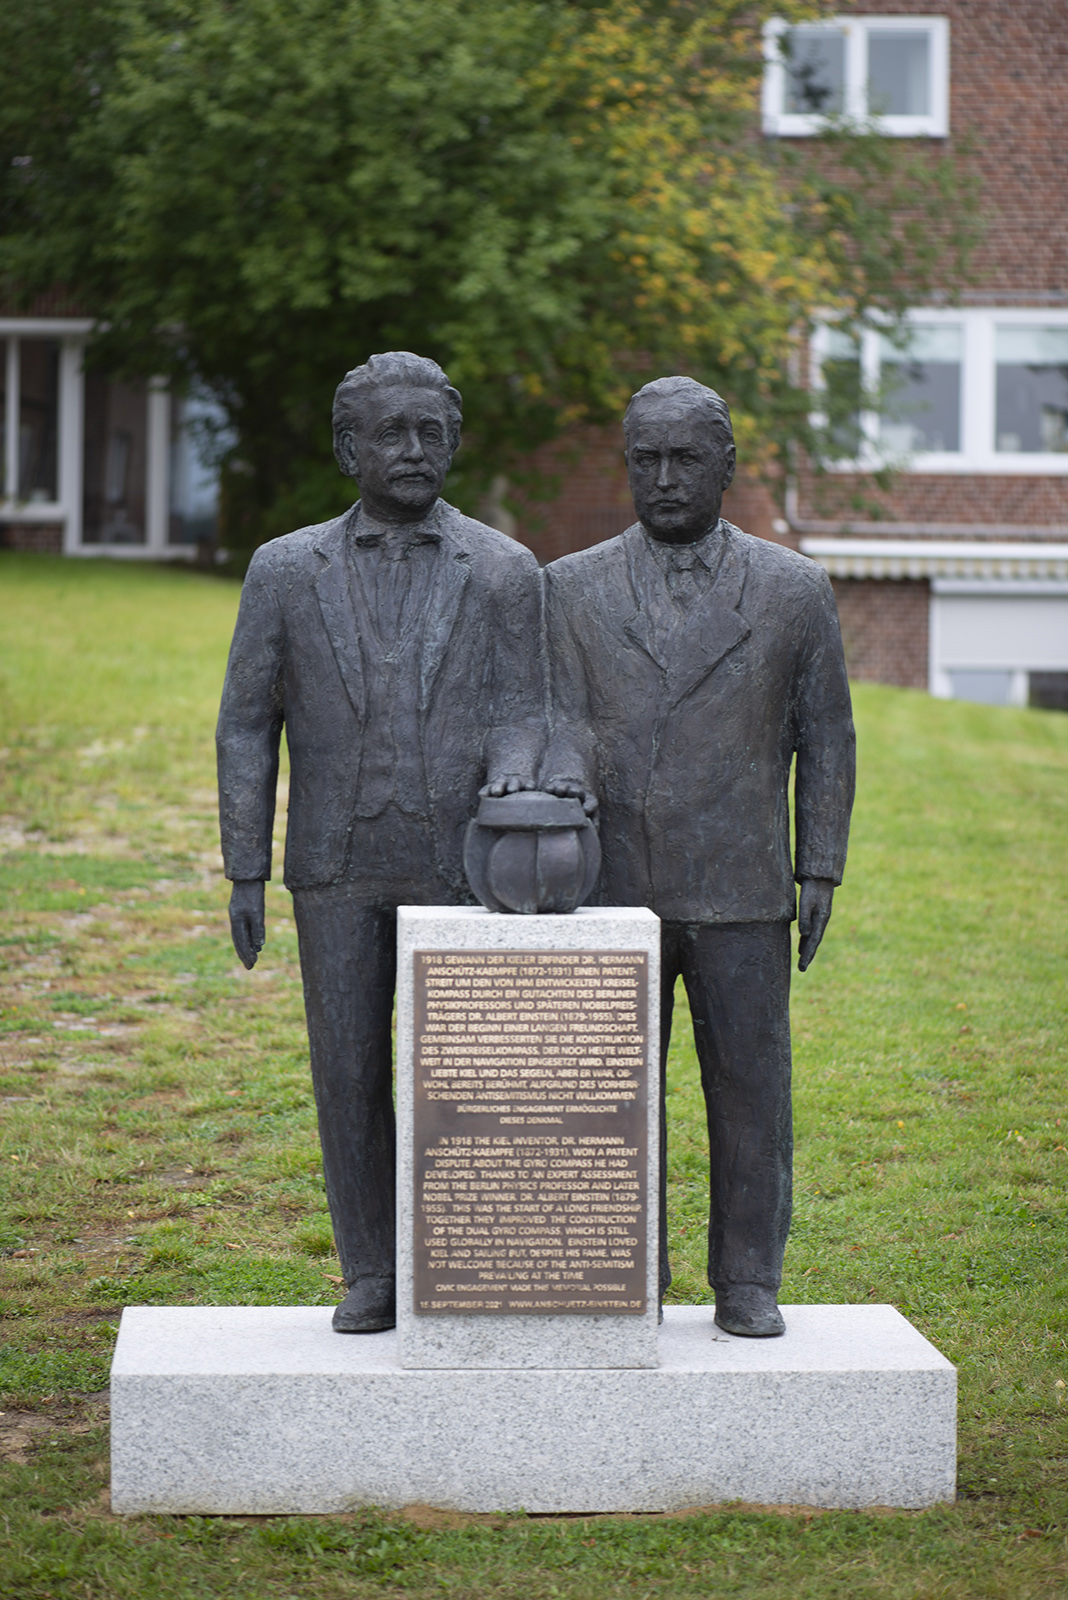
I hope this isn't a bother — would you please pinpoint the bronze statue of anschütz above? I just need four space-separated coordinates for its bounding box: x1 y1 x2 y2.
541 374 856 1338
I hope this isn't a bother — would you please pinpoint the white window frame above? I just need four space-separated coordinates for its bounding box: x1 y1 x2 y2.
0 317 191 557
1 318 93 546
762 15 950 138
810 307 1068 475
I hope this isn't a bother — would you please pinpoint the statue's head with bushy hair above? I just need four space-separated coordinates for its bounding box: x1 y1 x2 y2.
332 352 462 520
333 352 463 473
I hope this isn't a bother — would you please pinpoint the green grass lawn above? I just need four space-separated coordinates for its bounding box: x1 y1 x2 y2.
0 550 1066 1598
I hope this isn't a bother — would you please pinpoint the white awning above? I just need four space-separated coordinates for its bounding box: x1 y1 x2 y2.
800 538 1068 582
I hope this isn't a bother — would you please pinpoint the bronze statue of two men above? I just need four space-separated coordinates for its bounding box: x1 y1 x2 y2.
217 352 855 1340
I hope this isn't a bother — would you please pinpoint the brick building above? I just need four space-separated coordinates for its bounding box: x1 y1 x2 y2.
3 4 1066 705
507 3 1068 708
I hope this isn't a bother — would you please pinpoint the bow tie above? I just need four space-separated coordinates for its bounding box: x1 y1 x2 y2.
353 526 442 553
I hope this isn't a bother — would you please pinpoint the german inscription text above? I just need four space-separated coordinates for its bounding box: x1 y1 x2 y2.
413 950 648 1314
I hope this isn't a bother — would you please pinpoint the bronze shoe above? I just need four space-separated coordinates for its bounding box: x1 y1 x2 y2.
332 1276 396 1333
714 1284 785 1338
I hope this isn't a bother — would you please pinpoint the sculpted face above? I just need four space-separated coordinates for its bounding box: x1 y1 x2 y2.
340 384 454 522
625 402 736 545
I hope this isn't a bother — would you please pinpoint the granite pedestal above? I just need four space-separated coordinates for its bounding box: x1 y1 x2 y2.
110 1303 956 1513
110 904 957 1514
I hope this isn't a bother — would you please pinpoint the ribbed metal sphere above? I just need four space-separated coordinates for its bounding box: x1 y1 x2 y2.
463 791 600 915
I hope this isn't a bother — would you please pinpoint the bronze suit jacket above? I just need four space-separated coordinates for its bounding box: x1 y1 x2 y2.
542 521 855 923
216 501 545 893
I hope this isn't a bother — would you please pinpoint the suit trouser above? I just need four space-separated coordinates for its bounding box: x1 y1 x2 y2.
291 889 399 1287
659 920 793 1296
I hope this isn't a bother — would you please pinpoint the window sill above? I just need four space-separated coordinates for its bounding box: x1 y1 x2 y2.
763 115 947 138
0 501 66 520
70 544 198 561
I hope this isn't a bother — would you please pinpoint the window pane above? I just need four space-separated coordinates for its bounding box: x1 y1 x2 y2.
820 329 863 456
1029 672 1068 712
949 670 1012 706
878 325 961 453
867 30 931 116
995 326 1068 453
19 339 59 502
784 27 845 115
82 373 148 543
169 395 229 545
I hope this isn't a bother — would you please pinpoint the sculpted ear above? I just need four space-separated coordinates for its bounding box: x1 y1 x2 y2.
722 444 737 491
334 428 359 479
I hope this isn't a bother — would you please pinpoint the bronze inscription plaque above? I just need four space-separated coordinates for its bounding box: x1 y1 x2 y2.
413 949 648 1315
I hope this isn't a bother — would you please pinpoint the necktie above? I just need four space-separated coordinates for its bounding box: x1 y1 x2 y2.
353 524 436 644
668 547 701 610
374 543 413 641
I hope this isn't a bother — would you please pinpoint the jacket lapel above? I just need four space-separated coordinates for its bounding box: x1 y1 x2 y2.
622 525 669 669
419 508 471 709
622 521 751 699
312 513 366 721
665 524 750 701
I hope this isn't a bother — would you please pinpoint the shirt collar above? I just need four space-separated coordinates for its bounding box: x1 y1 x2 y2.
644 518 726 569
350 500 444 550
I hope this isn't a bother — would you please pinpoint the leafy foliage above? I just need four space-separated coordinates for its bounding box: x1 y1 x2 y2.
0 1 976 553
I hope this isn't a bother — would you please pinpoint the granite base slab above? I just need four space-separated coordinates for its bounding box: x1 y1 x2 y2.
110 1304 956 1514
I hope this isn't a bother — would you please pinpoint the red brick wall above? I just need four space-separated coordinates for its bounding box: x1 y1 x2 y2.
507 427 633 564
0 523 63 555
842 0 1068 297
722 473 796 549
832 578 929 689
795 471 1068 534
792 0 1068 534
0 289 88 317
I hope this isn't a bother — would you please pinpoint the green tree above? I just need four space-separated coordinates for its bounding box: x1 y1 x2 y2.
0 0 975 557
